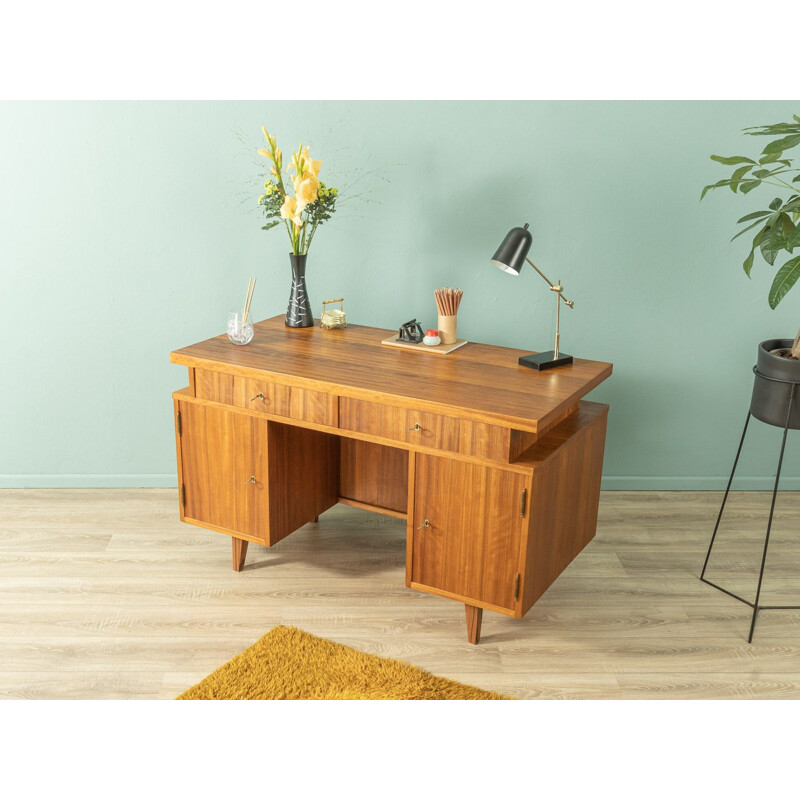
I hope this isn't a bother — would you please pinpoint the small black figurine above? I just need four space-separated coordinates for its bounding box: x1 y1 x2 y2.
397 319 425 343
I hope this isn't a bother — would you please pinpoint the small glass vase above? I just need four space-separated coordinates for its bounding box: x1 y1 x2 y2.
227 310 254 346
286 253 314 328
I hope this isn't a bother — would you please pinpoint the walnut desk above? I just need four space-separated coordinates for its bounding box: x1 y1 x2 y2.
170 315 612 644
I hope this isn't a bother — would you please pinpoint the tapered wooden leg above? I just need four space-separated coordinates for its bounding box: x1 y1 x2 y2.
465 604 483 645
232 538 248 572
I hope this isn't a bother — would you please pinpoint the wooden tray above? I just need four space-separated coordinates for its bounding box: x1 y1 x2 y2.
380 336 469 355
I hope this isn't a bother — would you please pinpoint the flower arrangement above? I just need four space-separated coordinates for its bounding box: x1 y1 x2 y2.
257 127 338 255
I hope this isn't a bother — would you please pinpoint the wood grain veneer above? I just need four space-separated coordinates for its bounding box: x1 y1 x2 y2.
340 397 510 462
265 421 339 545
465 605 483 646
177 400 270 544
339 439 408 514
232 538 248 572
516 402 609 616
411 454 526 612
171 315 612 433
195 368 337 427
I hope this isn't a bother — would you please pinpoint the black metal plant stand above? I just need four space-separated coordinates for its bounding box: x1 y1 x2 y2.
701 367 800 643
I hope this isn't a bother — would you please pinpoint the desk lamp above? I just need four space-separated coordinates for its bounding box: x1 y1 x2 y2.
491 223 575 370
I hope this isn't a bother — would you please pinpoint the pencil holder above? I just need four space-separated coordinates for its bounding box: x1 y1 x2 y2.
438 314 457 345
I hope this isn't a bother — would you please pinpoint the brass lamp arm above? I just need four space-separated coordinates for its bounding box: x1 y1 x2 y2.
525 258 574 308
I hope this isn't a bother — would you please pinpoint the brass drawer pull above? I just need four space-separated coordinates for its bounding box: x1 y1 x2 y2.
251 392 265 401
408 423 422 432
245 475 257 484
417 519 431 529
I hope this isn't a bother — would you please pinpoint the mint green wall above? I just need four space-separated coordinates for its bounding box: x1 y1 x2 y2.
2 101 799 488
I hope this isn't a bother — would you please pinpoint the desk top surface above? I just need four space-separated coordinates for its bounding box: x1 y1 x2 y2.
171 315 612 432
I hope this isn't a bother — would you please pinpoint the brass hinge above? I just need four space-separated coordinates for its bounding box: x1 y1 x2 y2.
176 411 182 437
180 484 186 508
520 488 527 518
513 573 521 602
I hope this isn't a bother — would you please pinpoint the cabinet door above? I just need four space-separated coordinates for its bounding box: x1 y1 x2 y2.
410 454 526 612
177 399 268 543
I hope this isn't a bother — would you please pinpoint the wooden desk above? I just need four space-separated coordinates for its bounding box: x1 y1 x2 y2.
170 315 612 643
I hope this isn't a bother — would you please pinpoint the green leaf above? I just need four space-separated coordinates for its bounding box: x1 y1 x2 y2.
781 212 796 238
769 255 800 308
743 249 755 277
760 227 787 266
740 180 762 194
710 154 757 165
744 229 765 277
701 178 731 200
794 174 800 182
746 122 800 136
731 217 769 242
758 156 792 167
763 134 800 155
729 164 753 191
261 221 281 231
737 210 772 223
770 197 783 210
753 169 772 178
788 226 800 250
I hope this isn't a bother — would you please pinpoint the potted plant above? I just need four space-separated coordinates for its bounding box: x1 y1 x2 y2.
257 127 339 327
703 115 800 427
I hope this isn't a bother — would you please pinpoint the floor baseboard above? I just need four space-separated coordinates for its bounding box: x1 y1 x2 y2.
0 474 178 488
600 476 800 490
2 474 800 490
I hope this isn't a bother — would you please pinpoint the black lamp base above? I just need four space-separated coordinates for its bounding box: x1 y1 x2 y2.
518 351 573 371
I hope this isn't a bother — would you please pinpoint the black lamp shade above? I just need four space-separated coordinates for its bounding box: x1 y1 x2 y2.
491 224 532 275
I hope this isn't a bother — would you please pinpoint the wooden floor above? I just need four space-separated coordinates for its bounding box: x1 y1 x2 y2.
3 489 800 699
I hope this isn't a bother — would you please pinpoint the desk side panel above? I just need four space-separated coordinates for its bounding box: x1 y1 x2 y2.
266 421 340 544
518 403 608 616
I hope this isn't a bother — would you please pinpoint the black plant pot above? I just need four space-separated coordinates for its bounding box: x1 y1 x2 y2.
750 339 800 429
285 253 313 328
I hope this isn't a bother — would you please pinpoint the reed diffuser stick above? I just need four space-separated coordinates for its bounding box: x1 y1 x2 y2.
242 277 256 325
242 278 253 323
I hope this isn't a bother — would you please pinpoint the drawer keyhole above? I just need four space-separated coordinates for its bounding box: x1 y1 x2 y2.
417 518 431 530
251 393 265 402
408 422 422 432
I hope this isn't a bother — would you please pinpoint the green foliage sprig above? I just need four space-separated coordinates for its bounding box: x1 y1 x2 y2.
702 115 800 308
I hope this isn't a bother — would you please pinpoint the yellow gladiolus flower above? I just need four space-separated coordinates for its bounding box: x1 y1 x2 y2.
257 147 270 158
261 126 276 150
280 196 305 227
295 176 319 206
287 150 303 176
301 147 322 179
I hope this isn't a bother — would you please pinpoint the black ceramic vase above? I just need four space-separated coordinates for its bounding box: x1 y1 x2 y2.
286 253 313 328
750 339 800 429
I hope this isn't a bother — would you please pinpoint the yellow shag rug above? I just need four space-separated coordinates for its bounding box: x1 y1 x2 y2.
177 626 508 700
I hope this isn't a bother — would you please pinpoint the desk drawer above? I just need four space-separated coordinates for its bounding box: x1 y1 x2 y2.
195 369 337 427
339 397 509 461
